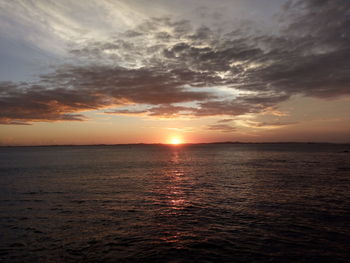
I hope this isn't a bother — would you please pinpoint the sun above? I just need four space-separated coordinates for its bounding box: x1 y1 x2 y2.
169 137 183 145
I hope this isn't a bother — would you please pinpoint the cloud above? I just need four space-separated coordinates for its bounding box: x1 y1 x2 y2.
0 81 96 123
254 121 298 127
217 118 234 123
207 124 236 133
1 0 350 124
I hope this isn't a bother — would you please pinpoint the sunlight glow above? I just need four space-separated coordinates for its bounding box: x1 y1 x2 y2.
169 137 183 145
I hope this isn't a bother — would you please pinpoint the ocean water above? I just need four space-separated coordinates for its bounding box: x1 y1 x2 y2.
0 143 349 262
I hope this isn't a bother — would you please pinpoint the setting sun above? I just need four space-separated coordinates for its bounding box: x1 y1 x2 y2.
169 137 183 145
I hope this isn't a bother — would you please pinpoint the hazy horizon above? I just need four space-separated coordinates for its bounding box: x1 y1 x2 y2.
1 141 350 148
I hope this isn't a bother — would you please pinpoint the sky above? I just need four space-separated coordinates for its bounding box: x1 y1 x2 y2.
0 0 350 145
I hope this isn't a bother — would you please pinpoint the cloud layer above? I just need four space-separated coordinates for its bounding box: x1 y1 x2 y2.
1 0 350 124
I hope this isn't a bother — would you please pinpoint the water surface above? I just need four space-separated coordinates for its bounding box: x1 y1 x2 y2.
0 144 349 262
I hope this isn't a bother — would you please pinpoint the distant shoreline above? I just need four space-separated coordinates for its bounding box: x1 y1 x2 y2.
1 141 350 148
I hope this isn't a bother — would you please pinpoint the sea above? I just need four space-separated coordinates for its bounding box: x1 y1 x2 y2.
0 143 349 262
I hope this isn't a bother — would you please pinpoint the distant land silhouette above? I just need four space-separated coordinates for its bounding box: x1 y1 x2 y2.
1 141 350 148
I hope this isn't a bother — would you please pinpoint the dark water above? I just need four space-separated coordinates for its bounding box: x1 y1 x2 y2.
0 144 350 262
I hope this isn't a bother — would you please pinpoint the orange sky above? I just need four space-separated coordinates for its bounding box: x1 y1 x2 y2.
1 96 349 145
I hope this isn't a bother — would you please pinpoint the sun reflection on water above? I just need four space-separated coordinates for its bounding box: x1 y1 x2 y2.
153 148 194 246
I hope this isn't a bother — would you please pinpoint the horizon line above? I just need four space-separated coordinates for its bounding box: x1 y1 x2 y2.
1 141 350 147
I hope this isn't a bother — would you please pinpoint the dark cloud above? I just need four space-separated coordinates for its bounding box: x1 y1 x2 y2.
67 0 350 101
1 0 350 124
43 66 216 105
0 81 92 123
252 0 350 98
107 99 264 118
0 64 216 123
